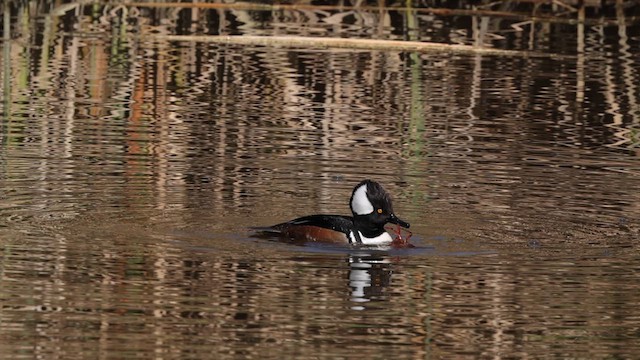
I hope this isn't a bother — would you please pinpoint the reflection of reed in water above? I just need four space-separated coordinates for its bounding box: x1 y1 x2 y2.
1 1 639 225
605 1 640 152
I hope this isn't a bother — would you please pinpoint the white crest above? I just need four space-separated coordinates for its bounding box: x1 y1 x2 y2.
351 184 374 215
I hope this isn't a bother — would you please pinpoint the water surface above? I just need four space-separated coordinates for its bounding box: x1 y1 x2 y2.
1 2 639 358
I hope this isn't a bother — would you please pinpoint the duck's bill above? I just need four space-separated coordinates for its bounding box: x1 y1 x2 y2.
388 213 410 228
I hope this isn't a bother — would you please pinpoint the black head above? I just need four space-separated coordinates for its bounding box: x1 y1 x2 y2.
349 180 410 233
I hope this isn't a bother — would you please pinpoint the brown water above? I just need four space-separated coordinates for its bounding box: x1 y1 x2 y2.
1 2 640 358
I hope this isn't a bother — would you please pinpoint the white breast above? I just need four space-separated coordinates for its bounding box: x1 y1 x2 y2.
349 231 393 245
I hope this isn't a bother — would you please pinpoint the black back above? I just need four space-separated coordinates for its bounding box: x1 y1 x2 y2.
273 214 355 235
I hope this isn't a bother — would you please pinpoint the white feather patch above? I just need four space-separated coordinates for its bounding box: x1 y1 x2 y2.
351 184 374 215
349 231 393 245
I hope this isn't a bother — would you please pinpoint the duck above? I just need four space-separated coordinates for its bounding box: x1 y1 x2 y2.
268 179 410 246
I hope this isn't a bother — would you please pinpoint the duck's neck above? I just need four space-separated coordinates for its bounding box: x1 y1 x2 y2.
353 215 386 238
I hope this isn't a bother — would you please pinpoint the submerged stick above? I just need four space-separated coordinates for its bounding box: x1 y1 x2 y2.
151 34 556 58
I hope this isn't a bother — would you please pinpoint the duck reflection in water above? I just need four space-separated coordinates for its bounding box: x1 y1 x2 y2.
348 252 394 310
259 179 413 248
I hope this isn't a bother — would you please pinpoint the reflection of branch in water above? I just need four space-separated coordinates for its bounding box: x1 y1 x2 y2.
152 34 539 57
348 253 392 311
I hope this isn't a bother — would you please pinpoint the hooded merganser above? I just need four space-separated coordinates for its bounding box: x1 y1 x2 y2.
269 179 410 245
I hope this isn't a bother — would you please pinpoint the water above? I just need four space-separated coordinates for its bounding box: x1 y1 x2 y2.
1 1 640 358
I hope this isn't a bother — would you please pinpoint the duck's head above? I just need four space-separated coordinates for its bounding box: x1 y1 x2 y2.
349 179 410 229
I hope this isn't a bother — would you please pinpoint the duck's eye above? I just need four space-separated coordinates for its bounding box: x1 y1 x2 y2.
377 208 383 214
